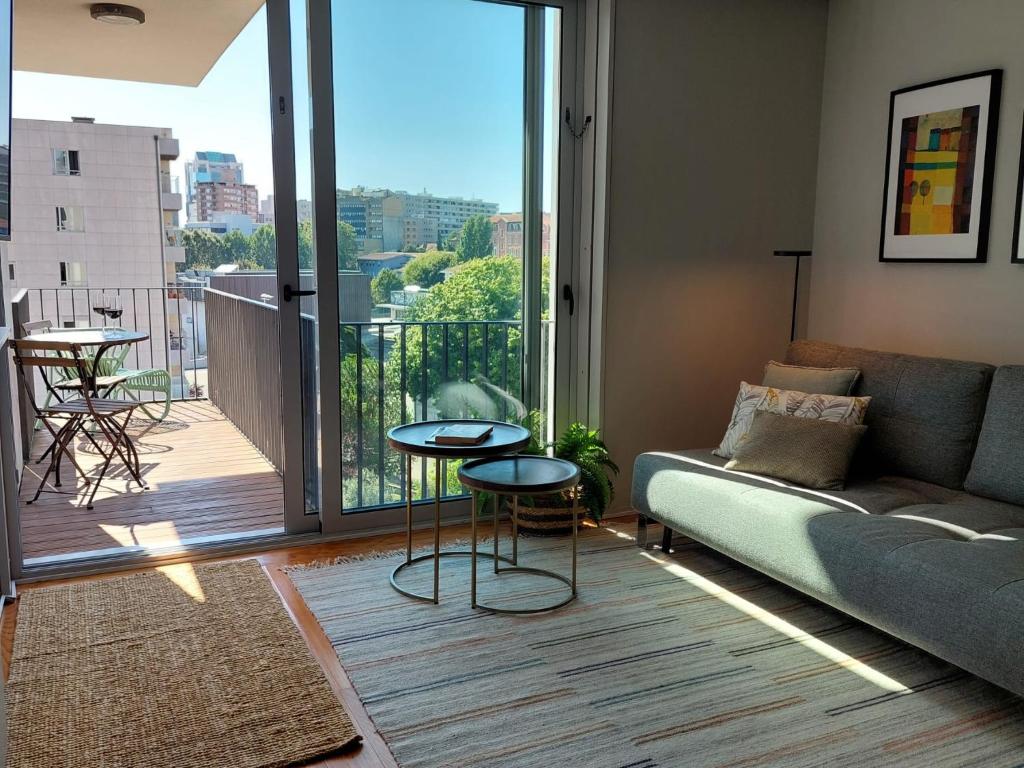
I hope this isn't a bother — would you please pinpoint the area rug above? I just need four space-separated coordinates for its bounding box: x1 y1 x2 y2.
6 559 359 768
288 527 1024 768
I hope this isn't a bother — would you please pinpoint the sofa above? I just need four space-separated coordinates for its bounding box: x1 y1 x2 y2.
631 340 1024 697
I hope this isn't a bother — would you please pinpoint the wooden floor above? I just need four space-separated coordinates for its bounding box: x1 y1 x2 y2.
18 400 284 562
1 518 599 767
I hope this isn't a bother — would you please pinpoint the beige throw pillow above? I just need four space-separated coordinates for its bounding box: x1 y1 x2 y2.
725 411 868 490
762 360 861 396
714 382 871 459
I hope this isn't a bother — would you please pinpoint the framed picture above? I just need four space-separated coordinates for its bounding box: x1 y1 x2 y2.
1013 115 1024 264
879 69 1002 263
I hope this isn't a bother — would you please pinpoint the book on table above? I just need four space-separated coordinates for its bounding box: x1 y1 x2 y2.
427 423 494 445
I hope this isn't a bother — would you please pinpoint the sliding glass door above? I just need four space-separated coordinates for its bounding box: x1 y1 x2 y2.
299 0 579 532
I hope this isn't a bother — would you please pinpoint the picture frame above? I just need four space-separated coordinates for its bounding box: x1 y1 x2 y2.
1012 114 1024 264
879 69 1002 263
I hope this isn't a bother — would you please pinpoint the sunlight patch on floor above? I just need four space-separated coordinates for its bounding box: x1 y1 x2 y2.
99 522 206 601
634 547 910 693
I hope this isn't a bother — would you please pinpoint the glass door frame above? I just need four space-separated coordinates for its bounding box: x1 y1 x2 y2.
304 0 584 535
267 0 320 534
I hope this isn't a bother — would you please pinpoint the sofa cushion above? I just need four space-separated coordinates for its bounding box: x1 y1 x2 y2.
725 411 867 490
965 366 1024 506
762 360 860 395
714 381 870 459
786 340 994 489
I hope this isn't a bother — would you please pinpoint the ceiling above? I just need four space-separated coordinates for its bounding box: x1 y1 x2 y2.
13 0 266 87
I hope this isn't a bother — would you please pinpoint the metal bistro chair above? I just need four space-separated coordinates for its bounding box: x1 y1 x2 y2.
94 344 172 421
13 338 146 510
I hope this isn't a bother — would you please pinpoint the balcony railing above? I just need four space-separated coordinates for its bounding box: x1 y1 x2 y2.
12 285 541 515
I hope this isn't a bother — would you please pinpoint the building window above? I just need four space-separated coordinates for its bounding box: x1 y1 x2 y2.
55 206 85 232
53 149 81 176
59 261 87 287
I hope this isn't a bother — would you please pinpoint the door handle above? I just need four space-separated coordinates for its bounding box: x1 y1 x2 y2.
562 284 575 316
282 284 316 302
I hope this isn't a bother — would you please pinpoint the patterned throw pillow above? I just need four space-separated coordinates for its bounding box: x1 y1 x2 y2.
714 382 871 459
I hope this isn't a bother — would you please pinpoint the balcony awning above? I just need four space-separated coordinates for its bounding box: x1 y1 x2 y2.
13 0 266 87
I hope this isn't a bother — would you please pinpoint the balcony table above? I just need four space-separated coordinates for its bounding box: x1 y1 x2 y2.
23 327 149 398
386 419 531 605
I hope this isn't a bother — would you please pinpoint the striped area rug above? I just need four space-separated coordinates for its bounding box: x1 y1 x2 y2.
287 526 1024 767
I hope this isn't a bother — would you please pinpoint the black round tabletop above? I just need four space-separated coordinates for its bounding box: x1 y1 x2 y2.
458 455 580 495
387 419 531 459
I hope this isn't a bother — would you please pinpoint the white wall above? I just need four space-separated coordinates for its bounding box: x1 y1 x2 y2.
601 0 828 507
808 0 1024 364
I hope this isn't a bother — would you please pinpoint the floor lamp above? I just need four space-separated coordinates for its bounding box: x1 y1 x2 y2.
773 250 811 343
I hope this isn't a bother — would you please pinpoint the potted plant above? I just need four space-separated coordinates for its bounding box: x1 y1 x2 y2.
515 419 619 536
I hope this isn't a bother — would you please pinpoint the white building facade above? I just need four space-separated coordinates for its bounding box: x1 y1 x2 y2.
7 117 192 389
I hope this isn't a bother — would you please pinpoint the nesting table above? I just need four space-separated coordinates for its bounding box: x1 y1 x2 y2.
459 455 581 614
386 420 531 605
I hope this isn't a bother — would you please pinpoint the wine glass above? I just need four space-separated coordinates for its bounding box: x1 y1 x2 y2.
106 295 124 321
92 293 109 320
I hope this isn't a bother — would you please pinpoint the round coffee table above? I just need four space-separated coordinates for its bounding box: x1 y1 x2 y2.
458 455 581 614
386 419 531 604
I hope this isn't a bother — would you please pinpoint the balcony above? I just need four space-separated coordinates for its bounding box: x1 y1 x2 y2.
10 285 534 562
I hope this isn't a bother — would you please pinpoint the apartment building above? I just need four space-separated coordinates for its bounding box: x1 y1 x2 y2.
194 180 259 221
336 186 498 254
7 117 182 294
490 212 551 258
184 150 244 220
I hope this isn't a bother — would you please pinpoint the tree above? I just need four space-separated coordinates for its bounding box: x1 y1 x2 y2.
403 250 456 288
338 221 358 270
455 214 494 262
371 268 403 305
248 224 277 269
221 230 251 267
384 256 524 420
181 228 225 269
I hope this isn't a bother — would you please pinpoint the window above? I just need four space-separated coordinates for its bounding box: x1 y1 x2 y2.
58 261 87 287
55 206 85 232
53 149 81 176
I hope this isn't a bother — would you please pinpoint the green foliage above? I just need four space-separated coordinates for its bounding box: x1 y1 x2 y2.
181 228 225 269
371 268 404 305
403 250 456 288
383 256 524 416
248 224 277 269
455 214 494 262
221 230 250 266
337 221 358 270
552 423 619 522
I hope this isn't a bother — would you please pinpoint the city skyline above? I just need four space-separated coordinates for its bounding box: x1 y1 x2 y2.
11 0 558 221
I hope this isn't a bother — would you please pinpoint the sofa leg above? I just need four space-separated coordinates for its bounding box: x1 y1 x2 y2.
637 514 649 548
661 525 673 555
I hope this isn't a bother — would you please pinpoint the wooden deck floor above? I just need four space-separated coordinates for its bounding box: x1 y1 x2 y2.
18 400 284 562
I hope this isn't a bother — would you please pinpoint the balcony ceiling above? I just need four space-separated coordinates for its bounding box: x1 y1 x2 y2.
13 0 265 87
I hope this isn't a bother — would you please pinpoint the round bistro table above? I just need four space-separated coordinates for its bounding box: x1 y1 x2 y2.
23 327 149 397
386 419 531 604
458 455 581 614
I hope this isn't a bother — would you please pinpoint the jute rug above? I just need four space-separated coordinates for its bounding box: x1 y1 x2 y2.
288 527 1024 768
6 559 359 768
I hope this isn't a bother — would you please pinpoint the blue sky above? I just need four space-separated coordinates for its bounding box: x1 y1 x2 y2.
12 0 557 219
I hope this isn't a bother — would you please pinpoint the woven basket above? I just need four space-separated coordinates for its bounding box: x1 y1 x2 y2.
516 494 586 537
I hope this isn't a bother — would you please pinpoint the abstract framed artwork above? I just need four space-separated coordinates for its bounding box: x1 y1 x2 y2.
1012 114 1024 264
879 69 1002 263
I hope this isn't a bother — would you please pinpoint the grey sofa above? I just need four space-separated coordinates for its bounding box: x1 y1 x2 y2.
631 340 1024 697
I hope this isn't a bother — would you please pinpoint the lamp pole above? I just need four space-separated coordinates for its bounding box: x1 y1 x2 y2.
773 250 811 343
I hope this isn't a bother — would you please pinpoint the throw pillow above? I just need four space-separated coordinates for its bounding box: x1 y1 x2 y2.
762 360 861 396
726 411 868 490
714 382 870 459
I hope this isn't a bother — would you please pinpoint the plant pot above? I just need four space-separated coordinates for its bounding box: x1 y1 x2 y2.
515 494 587 537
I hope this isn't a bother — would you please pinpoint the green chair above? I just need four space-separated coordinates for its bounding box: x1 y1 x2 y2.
95 345 172 422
